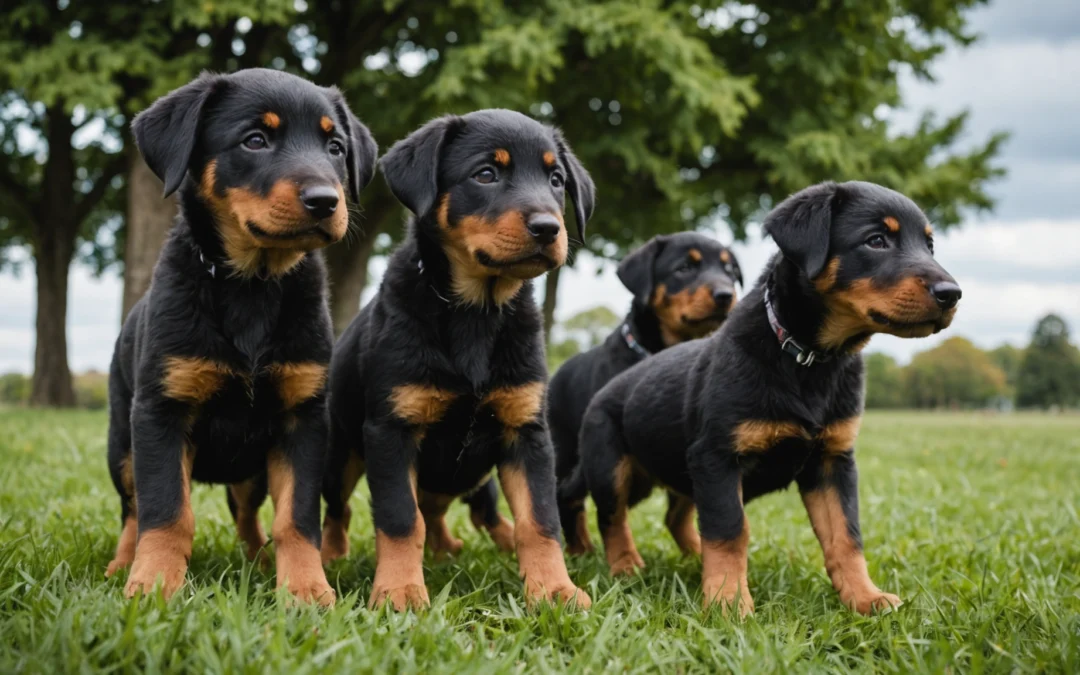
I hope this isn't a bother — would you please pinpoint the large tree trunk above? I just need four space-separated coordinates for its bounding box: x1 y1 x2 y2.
122 152 176 321
324 189 399 335
30 105 77 407
542 265 561 345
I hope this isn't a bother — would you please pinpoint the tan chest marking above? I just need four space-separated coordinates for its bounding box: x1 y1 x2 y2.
483 381 545 446
267 362 327 410
390 384 458 426
162 357 233 403
818 416 861 454
732 420 810 453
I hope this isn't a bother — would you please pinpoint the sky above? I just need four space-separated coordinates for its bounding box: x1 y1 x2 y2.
2 0 1079 373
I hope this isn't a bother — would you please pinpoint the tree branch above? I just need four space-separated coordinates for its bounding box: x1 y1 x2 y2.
75 149 128 224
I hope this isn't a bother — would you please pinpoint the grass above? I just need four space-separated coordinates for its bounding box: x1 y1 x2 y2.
1 409 1078 673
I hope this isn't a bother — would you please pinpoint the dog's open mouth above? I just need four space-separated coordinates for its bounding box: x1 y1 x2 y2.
248 221 333 243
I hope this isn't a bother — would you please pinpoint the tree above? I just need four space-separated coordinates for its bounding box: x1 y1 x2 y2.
903 337 1007 409
0 1 294 404
1016 314 1080 409
863 352 905 409
988 343 1023 395
563 305 621 350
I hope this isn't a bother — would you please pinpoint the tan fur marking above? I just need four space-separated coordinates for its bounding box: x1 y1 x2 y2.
390 384 456 426
267 453 335 606
106 515 138 577
819 416 861 455
883 216 900 233
229 478 269 565
665 493 701 556
688 248 702 262
320 115 334 133
418 491 463 557
493 148 511 166
483 382 545 447
603 457 646 576
817 274 952 350
200 161 345 279
542 151 556 167
814 258 841 294
267 362 327 410
262 112 280 129
732 420 810 453
701 518 753 615
321 453 365 564
437 194 565 307
652 283 724 346
162 356 231 404
124 447 195 599
565 506 593 555
925 224 934 237
370 470 429 611
499 466 591 608
802 488 901 614
720 249 731 263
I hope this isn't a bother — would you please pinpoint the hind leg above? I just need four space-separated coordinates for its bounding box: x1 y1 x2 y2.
418 490 463 558
227 473 269 566
105 385 136 577
665 491 701 556
582 404 646 576
462 478 514 553
321 448 364 564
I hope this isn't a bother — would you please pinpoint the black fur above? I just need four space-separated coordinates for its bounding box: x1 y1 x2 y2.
106 68 377 602
570 181 960 613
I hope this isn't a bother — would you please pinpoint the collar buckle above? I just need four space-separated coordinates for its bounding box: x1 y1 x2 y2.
621 322 651 360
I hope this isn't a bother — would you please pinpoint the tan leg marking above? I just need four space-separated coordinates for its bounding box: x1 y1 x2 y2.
229 478 269 567
802 488 901 614
106 455 137 576
125 449 195 599
418 490 463 558
267 453 335 606
665 493 701 556
369 470 429 611
321 453 364 564
701 517 753 616
500 466 591 609
602 457 645 575
564 501 594 556
471 509 516 553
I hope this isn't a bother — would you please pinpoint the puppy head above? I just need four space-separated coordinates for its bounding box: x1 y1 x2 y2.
132 68 377 278
765 181 961 350
617 232 742 346
380 109 595 306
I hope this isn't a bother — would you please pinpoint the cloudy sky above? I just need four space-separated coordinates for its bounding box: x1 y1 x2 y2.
2 0 1079 373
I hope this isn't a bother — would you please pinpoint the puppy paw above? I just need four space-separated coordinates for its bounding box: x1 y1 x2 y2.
124 560 187 600
369 583 430 612
320 519 350 564
487 517 516 553
426 531 464 558
525 581 592 610
702 580 754 618
608 550 646 576
281 574 336 607
844 590 902 615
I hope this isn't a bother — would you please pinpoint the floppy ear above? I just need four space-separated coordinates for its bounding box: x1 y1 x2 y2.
553 128 595 242
325 87 377 202
131 72 223 197
617 236 667 304
763 181 839 280
380 115 464 217
726 249 744 287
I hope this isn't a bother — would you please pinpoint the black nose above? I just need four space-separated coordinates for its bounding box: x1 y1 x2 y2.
929 281 962 309
527 213 561 245
713 290 733 309
300 185 339 220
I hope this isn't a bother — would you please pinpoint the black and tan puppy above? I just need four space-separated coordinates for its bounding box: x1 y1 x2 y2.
551 233 742 554
574 181 960 615
105 69 377 606
322 110 595 611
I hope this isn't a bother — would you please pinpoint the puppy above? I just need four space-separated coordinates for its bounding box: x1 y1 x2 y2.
322 110 595 611
575 181 960 615
551 233 742 554
105 69 377 606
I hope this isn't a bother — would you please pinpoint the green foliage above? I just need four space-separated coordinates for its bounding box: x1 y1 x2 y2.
989 343 1024 392
1016 314 1080 409
0 372 30 405
563 305 621 349
3 409 1080 671
863 352 906 409
73 370 108 410
546 338 581 374
902 337 1007 409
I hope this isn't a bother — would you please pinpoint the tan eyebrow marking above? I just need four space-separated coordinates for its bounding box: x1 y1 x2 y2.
542 151 556 167
320 116 334 133
262 112 281 129
925 224 933 237
720 250 731 263
688 249 702 262
883 217 900 233
494 149 511 166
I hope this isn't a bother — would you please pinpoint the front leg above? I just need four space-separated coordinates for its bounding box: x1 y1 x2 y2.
797 444 901 615
366 421 429 611
267 407 334 607
498 425 591 609
692 451 752 616
125 397 195 600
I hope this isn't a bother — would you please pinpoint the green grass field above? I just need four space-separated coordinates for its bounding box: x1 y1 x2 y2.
1 409 1078 673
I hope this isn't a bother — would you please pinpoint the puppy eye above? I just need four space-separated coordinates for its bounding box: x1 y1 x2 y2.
473 168 498 184
328 140 345 157
927 237 935 255
550 173 565 189
865 234 888 250
242 133 268 150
